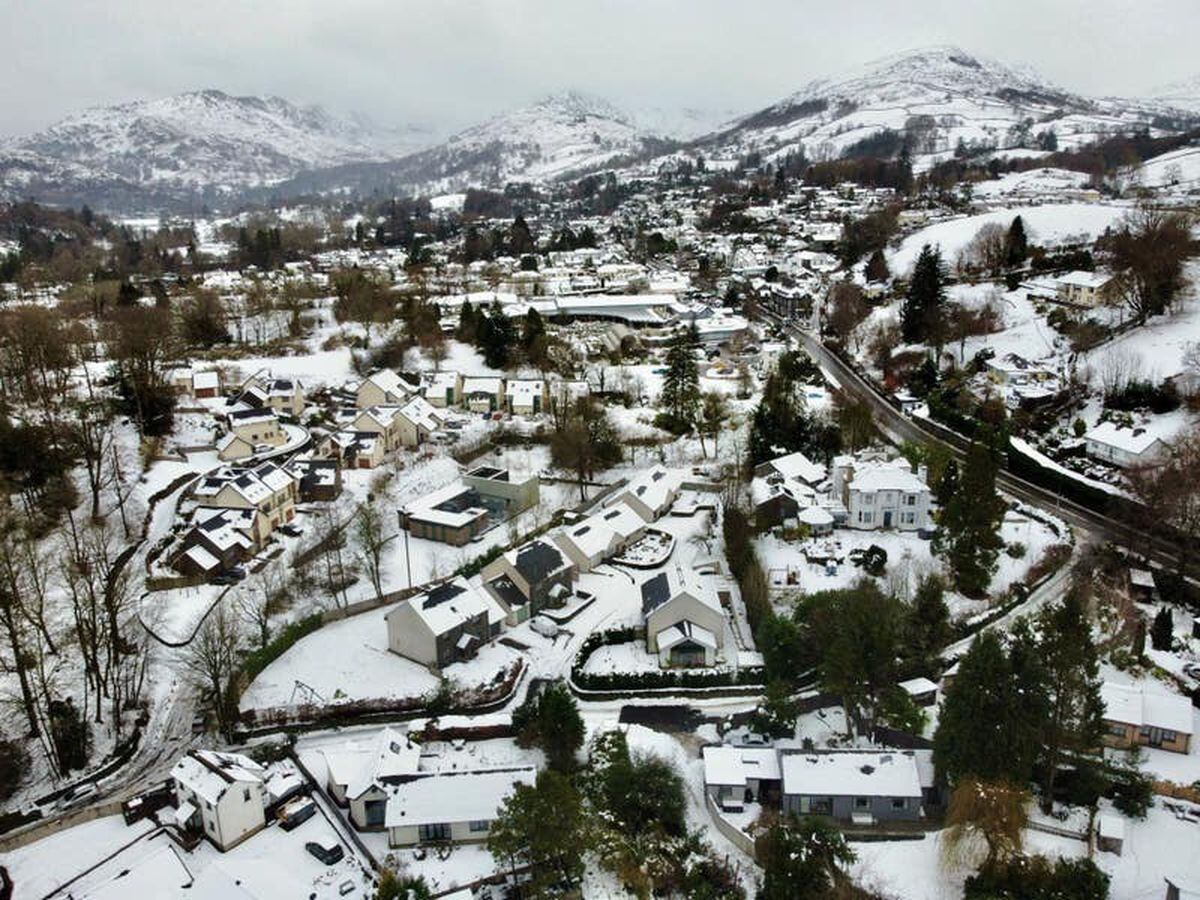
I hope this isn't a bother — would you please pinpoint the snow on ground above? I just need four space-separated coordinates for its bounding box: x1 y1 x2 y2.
970 167 1092 200
239 599 524 710
889 203 1128 275
3 809 373 900
852 802 1200 900
1133 144 1200 190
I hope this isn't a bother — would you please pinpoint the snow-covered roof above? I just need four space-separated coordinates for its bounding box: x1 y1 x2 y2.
1086 421 1168 455
898 677 938 696
766 450 826 485
848 460 928 494
657 620 718 651
462 376 503 394
384 767 535 829
781 751 923 799
398 396 443 432
172 750 265 805
1101 682 1193 735
618 465 683 515
323 726 422 799
193 370 220 390
703 746 782 788
387 576 492 637
404 482 488 528
361 368 408 397
1057 270 1113 289
641 566 723 618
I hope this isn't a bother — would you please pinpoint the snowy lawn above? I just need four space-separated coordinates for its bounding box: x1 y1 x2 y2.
239 599 521 711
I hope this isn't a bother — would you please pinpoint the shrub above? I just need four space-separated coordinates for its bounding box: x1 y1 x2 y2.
1005 542 1027 559
0 739 29 801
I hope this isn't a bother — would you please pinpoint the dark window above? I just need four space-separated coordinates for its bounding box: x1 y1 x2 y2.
418 823 451 842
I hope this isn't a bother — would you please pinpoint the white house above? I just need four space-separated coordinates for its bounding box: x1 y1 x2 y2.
832 457 931 532
226 408 285 453
702 745 782 812
1085 421 1170 469
171 750 267 852
641 566 726 668
1055 270 1117 307
384 767 535 847
322 727 422 829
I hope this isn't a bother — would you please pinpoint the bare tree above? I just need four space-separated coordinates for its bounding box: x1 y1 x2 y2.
238 565 287 649
1107 205 1193 323
353 504 390 601
825 281 869 351
183 605 242 739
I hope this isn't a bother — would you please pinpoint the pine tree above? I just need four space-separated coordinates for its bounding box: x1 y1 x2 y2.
865 248 890 284
1005 216 1028 268
479 300 515 369
659 331 700 433
900 244 946 346
934 442 1006 597
1151 606 1174 650
933 630 1046 785
455 300 477 343
906 574 951 671
1038 589 1104 807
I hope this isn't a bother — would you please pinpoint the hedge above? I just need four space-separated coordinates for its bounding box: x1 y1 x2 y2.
571 628 764 691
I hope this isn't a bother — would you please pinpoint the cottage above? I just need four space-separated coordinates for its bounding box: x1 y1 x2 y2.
401 483 491 546
242 376 306 417
384 767 535 848
322 429 386 469
1101 682 1193 754
641 567 726 668
553 502 648 573
505 379 546 415
322 727 422 829
284 457 343 502
226 407 285 451
422 371 461 407
356 369 414 408
1055 270 1117 307
482 539 576 624
384 578 500 671
780 751 923 824
461 376 505 413
703 746 783 812
171 750 267 852
1085 421 1170 468
216 431 256 462
172 507 255 577
610 465 683 522
833 457 931 532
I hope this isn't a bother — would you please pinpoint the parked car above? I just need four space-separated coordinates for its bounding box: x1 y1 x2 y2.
211 572 238 586
278 796 316 831
530 616 559 639
305 832 344 865
278 524 302 537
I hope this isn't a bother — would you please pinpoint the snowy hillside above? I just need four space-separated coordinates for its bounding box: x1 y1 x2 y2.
696 46 1194 169
0 90 423 210
1152 75 1200 112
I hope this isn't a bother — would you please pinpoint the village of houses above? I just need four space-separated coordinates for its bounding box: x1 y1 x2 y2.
2 146 1200 900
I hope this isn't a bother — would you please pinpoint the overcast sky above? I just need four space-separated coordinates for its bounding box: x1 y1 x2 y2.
2 0 1198 138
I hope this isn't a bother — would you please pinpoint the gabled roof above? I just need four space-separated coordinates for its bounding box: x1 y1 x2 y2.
384 767 535 829
511 539 569 585
172 750 265 805
766 450 825 486
386 576 491 637
360 369 409 398
641 566 722 618
657 620 718 651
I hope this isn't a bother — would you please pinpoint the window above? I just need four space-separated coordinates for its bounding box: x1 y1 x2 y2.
1163 730 1177 742
901 512 915 525
859 511 873 524
854 797 871 810
469 819 491 833
418 823 451 842
863 494 874 505
243 789 251 803
1106 722 1127 738
809 797 833 815
905 494 916 506
891 798 906 810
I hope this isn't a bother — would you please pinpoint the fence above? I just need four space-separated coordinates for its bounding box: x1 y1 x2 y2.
704 792 758 859
0 800 124 853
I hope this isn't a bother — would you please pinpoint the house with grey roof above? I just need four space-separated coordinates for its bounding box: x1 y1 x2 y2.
482 538 576 625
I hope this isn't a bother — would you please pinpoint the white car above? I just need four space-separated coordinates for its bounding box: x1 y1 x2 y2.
530 616 559 639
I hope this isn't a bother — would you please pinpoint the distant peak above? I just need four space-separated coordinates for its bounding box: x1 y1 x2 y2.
531 90 629 122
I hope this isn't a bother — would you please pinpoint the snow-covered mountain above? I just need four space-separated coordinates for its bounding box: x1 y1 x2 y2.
697 46 1195 167
0 90 425 211
271 90 670 201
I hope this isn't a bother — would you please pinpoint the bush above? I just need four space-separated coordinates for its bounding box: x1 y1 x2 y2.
1104 379 1181 414
0 739 29 801
1005 542 1027 559
965 855 1109 900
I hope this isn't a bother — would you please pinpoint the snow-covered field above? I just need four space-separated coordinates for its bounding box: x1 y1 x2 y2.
889 202 1128 275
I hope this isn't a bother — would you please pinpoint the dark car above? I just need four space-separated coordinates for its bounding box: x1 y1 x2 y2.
306 833 344 865
211 572 238 586
278 524 302 537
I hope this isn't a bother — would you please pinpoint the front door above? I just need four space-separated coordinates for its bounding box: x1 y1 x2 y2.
883 511 893 528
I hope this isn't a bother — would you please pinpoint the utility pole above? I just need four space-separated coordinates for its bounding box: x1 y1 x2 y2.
396 509 412 589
